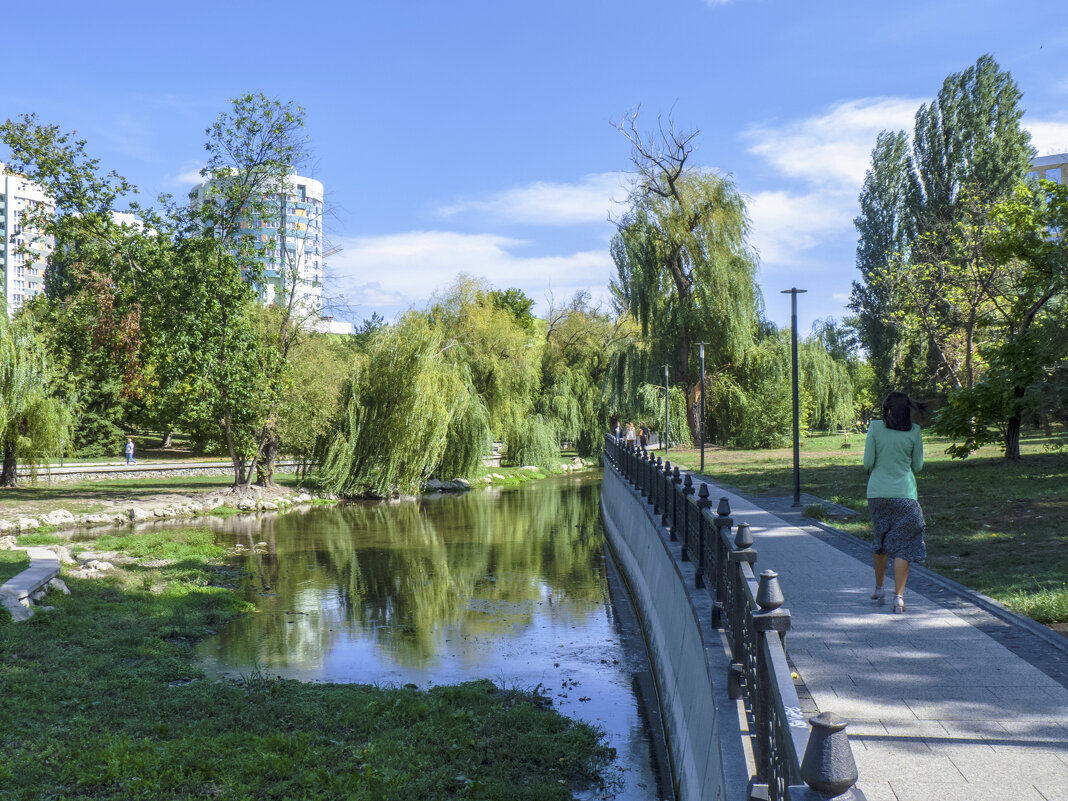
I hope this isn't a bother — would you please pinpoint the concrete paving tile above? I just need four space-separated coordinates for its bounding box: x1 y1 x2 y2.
852 748 963 784
903 699 1009 720
852 779 896 801
887 780 1047 800
855 732 933 755
1036 782 1068 801
813 697 918 722
878 719 955 738
991 685 1068 705
946 750 1068 786
992 720 1068 743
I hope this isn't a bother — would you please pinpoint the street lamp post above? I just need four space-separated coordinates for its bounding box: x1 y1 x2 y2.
663 364 670 455
781 288 807 507
698 342 708 473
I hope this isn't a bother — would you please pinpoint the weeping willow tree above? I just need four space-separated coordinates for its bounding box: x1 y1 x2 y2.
0 314 72 486
502 414 561 470
703 327 857 448
611 115 761 444
634 382 688 446
318 314 490 497
800 338 857 433
427 276 541 443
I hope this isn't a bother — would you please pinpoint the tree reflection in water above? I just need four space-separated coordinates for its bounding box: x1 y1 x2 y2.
200 473 607 673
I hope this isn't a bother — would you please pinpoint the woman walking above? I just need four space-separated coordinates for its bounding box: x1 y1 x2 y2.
864 392 926 614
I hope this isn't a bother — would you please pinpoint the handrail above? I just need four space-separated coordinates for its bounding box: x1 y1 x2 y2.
603 433 866 801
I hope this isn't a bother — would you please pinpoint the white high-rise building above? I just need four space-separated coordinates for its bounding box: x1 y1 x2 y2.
1030 153 1066 185
1 163 54 314
189 172 325 316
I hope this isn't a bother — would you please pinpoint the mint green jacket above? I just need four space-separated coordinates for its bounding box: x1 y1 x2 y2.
863 420 924 500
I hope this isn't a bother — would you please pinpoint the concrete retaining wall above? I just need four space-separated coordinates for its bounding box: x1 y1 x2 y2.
600 464 749 801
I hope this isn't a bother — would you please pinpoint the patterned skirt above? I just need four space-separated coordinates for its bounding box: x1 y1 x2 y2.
869 497 926 564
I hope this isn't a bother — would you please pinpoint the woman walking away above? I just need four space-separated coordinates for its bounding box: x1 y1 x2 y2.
864 392 926 614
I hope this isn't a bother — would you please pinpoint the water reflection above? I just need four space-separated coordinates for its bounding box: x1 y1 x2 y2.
203 476 605 670
196 473 668 800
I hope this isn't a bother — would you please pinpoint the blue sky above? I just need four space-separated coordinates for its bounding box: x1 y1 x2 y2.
5 0 1067 334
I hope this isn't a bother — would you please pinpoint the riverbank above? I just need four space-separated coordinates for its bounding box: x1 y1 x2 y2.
0 460 597 535
664 430 1068 626
0 519 613 799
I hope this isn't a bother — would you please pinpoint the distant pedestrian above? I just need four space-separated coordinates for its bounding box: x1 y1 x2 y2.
864 392 927 614
125 437 136 466
639 421 649 449
614 421 622 443
625 422 636 448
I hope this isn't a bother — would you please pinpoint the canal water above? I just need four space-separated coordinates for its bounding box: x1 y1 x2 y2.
196 472 669 800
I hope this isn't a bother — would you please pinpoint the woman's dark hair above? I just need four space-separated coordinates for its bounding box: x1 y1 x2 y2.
882 391 927 431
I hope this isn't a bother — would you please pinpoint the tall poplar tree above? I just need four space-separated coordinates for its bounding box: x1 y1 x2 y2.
850 131 913 398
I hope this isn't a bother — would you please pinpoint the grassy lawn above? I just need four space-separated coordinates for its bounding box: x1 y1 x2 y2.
0 528 612 800
0 549 30 585
664 429 1068 625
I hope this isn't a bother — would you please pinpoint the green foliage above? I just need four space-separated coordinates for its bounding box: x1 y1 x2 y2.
489 287 536 334
0 314 72 484
852 55 1038 400
502 414 561 471
319 314 483 497
850 130 913 400
429 276 540 437
276 331 349 463
634 382 688 446
610 120 760 444
435 386 492 479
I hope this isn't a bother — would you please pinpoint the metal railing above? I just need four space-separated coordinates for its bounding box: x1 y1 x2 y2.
604 434 866 801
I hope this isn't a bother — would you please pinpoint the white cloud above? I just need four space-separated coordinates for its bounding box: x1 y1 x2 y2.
744 97 921 193
163 161 205 190
325 230 616 321
438 172 630 225
1026 118 1068 156
747 189 855 264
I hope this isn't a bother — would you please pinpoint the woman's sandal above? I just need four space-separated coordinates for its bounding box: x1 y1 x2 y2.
893 595 905 614
870 587 886 603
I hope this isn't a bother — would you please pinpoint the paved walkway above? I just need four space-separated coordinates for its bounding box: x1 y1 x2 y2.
696 478 1068 801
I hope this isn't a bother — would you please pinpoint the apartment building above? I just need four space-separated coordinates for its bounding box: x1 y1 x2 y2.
1030 153 1066 184
1 163 54 314
189 172 325 316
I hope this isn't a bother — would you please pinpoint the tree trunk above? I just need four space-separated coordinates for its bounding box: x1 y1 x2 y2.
686 382 702 448
160 430 173 449
1004 385 1026 461
0 444 17 487
256 435 278 487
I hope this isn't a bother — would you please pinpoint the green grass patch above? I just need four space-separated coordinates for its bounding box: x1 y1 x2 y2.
666 428 1068 625
209 505 242 517
85 528 227 561
14 532 65 547
0 536 612 799
0 549 30 585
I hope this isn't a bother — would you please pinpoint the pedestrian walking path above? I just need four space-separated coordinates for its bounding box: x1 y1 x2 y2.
698 479 1068 801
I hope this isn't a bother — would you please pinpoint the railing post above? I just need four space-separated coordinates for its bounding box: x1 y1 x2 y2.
670 466 682 541
681 474 695 561
695 484 712 588
662 461 672 528
655 456 664 515
712 496 733 628
787 713 866 801
750 571 792 797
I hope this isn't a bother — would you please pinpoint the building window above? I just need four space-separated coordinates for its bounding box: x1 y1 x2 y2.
1045 167 1063 184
